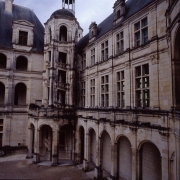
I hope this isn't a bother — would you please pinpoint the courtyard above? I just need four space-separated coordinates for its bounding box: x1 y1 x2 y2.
0 155 92 180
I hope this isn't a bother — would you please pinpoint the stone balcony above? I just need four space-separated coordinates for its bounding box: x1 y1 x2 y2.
57 62 70 70
57 82 69 91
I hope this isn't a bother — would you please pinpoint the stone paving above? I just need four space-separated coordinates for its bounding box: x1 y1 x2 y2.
0 155 92 180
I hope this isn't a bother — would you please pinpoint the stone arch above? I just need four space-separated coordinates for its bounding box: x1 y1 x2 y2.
89 128 96 164
139 141 162 180
14 83 27 105
39 125 53 161
59 124 74 160
16 56 28 71
100 130 111 176
173 25 180 110
59 25 67 42
117 136 132 180
0 82 5 105
0 53 7 69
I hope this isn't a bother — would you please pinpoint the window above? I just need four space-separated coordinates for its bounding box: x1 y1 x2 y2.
134 17 148 47
81 82 85 107
19 31 28 46
60 26 67 42
91 49 95 66
0 82 5 105
101 40 108 61
101 75 109 107
117 10 120 19
16 56 28 71
82 53 86 70
135 64 150 108
57 90 66 105
0 53 7 69
58 70 66 83
117 71 125 107
116 31 124 54
48 51 51 62
59 52 67 64
14 83 27 106
90 79 95 107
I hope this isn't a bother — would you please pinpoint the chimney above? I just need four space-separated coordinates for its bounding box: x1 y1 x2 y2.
5 0 14 13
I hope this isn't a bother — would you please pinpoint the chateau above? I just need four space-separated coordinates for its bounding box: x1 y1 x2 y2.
0 0 180 179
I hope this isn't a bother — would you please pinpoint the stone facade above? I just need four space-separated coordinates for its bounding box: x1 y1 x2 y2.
0 0 180 179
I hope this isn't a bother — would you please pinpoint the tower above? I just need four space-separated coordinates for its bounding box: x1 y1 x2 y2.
62 0 75 15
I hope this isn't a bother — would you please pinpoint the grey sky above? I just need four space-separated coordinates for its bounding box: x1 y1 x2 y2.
14 0 115 36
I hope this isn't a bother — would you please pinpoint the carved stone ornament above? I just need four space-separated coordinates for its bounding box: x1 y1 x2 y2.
150 54 159 65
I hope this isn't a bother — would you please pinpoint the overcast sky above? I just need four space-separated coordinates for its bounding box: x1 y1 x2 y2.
14 0 115 36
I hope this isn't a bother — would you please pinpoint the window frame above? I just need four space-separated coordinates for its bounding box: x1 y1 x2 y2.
116 31 124 54
117 70 125 108
101 75 109 107
101 40 108 61
19 31 28 46
91 48 95 66
135 64 150 108
134 17 148 47
81 82 86 107
90 79 95 107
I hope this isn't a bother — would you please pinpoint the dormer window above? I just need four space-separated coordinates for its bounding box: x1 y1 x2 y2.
19 31 28 46
117 10 120 19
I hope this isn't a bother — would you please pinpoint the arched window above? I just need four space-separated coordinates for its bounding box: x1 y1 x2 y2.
59 26 67 42
0 82 5 105
16 56 28 71
14 83 27 105
0 53 7 69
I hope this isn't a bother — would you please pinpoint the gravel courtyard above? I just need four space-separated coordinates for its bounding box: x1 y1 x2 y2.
0 155 92 180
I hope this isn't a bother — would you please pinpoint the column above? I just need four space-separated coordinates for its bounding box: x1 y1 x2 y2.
75 129 80 163
110 126 116 180
26 127 33 159
161 156 169 180
52 126 59 166
132 148 137 180
83 132 89 171
111 143 117 179
95 135 101 179
33 129 40 163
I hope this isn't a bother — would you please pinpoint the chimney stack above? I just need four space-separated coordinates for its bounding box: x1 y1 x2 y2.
5 0 14 13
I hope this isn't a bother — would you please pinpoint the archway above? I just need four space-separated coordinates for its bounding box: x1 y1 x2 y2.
140 142 162 180
60 26 67 42
39 125 52 161
100 131 111 176
79 126 85 163
174 26 180 110
89 128 96 165
59 125 74 161
16 56 28 71
14 83 26 105
0 82 5 105
0 53 7 69
117 136 132 180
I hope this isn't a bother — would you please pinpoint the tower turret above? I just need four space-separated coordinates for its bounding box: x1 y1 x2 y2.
62 0 75 15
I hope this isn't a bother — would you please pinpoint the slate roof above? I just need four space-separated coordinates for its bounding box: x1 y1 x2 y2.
51 9 75 19
0 1 44 53
77 0 156 51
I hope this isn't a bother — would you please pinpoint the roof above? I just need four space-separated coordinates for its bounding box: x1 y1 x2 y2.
0 1 44 53
77 0 155 51
51 9 75 19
